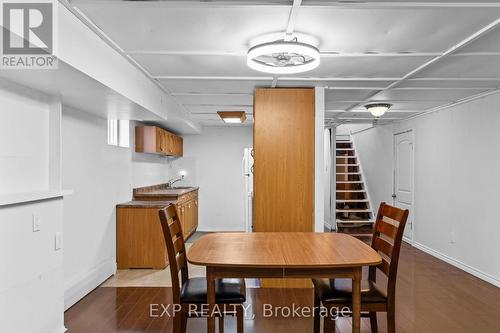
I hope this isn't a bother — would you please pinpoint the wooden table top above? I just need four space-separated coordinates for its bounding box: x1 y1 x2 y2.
188 232 382 268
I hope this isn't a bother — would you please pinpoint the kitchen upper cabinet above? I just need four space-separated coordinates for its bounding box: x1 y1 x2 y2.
135 125 183 157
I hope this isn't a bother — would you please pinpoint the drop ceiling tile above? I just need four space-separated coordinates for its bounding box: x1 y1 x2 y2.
295 7 500 53
304 56 433 78
337 111 419 119
277 80 393 89
325 101 357 110
350 100 451 112
456 25 500 54
374 88 487 101
174 94 253 106
415 55 500 79
399 79 500 89
187 105 253 114
76 5 290 52
158 79 271 94
130 54 256 77
326 89 377 102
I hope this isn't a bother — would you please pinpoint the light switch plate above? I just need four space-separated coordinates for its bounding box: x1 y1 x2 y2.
55 232 63 250
32 213 41 232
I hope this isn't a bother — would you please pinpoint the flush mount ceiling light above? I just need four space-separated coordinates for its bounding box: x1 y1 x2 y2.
365 103 392 117
217 111 247 124
247 39 320 74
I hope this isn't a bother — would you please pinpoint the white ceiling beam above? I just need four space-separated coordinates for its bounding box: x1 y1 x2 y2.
271 77 279 88
344 16 500 112
126 50 442 57
285 0 302 40
153 76 400 81
70 0 500 8
171 92 253 96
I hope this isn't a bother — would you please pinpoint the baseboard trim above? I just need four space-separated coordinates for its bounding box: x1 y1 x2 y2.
412 242 500 288
324 221 332 231
64 258 116 310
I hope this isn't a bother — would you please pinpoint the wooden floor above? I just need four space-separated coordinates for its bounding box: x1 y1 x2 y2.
65 243 500 333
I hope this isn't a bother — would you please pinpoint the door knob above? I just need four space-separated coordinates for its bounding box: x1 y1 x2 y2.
392 194 397 198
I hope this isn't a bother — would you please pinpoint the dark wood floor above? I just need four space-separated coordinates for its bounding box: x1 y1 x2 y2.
65 243 500 333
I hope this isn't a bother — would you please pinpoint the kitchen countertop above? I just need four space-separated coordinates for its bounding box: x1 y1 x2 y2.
116 200 177 208
134 186 199 197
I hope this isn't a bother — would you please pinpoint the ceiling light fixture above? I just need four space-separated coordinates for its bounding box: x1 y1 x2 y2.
365 103 392 117
217 111 247 124
247 39 320 74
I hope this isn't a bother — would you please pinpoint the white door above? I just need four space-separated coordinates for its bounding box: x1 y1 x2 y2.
393 130 414 242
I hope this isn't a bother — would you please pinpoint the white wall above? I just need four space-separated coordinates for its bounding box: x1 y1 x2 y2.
171 126 253 232
0 85 49 194
352 92 500 287
0 84 65 333
62 108 173 309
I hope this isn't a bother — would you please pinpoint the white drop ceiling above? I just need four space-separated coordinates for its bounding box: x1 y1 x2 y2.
69 0 500 126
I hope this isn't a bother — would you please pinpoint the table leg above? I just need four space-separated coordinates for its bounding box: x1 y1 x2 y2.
207 267 216 333
352 267 362 333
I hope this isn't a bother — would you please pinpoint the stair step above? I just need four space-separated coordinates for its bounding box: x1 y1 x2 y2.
336 180 363 184
336 148 354 151
336 172 361 175
336 199 369 203
336 189 365 193
336 156 356 158
336 164 359 167
337 209 372 213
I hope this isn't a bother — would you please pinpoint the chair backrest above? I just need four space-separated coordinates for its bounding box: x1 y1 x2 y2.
159 204 189 303
369 202 409 301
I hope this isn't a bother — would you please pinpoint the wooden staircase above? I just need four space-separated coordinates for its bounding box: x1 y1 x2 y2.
335 135 374 237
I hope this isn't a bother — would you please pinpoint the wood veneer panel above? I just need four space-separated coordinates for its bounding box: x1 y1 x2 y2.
253 88 315 288
253 88 315 232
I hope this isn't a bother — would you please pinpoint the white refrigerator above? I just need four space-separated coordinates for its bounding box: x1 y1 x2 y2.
243 148 254 232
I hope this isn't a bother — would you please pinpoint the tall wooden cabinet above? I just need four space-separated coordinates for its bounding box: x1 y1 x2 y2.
253 88 315 288
253 88 315 232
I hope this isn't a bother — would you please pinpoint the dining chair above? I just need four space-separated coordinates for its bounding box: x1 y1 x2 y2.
158 205 246 333
313 202 409 333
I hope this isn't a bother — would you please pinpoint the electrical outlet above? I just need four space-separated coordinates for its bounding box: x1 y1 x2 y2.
32 213 41 232
55 232 63 250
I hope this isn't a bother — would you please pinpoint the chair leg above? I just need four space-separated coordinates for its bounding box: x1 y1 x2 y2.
236 305 244 333
313 293 321 333
218 316 224 333
387 306 396 333
369 312 378 333
181 309 188 333
173 311 183 333
324 311 336 333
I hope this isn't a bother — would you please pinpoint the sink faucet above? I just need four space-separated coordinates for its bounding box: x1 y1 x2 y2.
167 174 185 188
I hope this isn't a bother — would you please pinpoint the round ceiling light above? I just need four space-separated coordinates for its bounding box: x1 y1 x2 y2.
247 39 320 74
365 103 392 117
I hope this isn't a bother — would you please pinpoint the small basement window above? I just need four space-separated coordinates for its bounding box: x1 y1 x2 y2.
107 119 130 148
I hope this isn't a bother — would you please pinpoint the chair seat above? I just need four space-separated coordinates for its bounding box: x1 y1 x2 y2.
313 278 387 304
180 277 246 304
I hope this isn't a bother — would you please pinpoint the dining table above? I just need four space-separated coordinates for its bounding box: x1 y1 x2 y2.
188 232 382 333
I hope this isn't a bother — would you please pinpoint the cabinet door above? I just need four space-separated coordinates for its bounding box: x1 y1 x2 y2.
175 136 181 156
156 128 164 153
193 197 198 230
